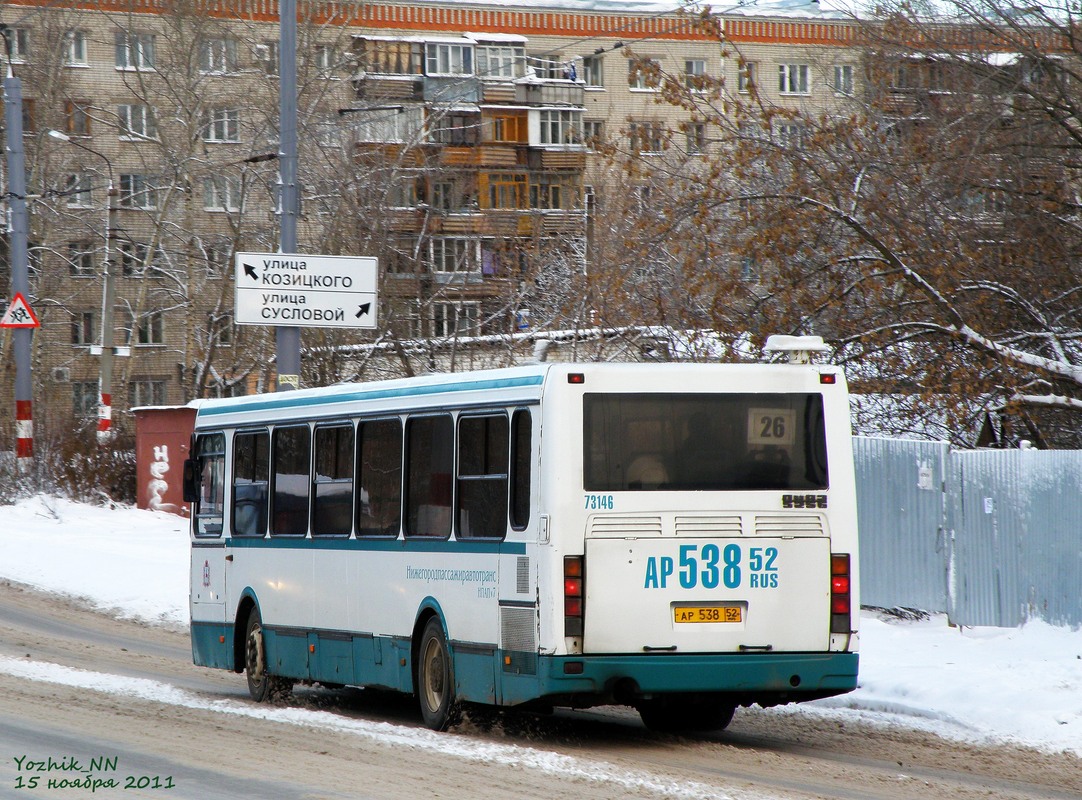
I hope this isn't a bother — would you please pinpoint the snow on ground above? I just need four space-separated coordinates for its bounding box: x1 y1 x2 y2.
1 495 1080 759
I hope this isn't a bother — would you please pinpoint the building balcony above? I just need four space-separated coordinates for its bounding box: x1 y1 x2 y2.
515 80 584 108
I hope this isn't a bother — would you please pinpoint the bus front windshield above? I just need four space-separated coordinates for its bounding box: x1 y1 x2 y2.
583 393 829 492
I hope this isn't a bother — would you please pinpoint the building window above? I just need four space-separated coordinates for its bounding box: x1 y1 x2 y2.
68 241 95 277
738 61 758 93
426 42 472 76
115 31 155 70
529 175 578 210
529 54 565 80
21 99 35 134
119 240 165 275
137 310 164 345
774 122 805 149
72 311 96 345
202 108 240 143
433 302 479 337
256 41 278 75
204 242 232 276
208 312 234 345
119 174 158 209
3 27 30 62
65 172 93 207
583 119 604 148
685 59 706 90
199 37 237 74
359 39 422 75
203 176 242 211
486 173 527 209
538 109 582 145
430 238 477 274
429 112 479 145
64 30 88 66
490 113 526 143
65 100 92 136
118 104 157 140
476 44 523 79
779 63 810 95
130 379 167 407
628 57 659 90
582 54 603 87
629 121 665 154
431 181 455 211
833 64 854 95
314 44 337 72
73 381 99 416
686 122 707 154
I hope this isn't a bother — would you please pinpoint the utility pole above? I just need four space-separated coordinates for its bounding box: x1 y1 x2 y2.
2 29 33 476
276 0 300 391
48 130 122 444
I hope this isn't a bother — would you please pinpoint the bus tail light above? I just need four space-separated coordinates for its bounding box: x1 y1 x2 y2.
830 554 851 633
564 555 584 637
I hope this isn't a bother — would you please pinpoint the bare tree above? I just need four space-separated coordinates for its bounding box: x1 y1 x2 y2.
609 7 1082 445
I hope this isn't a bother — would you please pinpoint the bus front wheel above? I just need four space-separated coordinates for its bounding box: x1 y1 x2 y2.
244 608 293 703
417 617 460 731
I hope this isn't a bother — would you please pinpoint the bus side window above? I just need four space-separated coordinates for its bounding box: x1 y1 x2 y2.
194 433 226 537
272 425 311 536
405 415 453 538
313 424 354 536
357 418 402 537
233 430 269 537
456 414 509 539
509 409 532 530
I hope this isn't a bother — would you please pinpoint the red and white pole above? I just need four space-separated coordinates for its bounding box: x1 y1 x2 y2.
96 392 112 442
15 398 32 472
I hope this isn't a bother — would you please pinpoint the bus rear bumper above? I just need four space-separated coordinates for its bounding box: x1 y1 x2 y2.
533 651 858 706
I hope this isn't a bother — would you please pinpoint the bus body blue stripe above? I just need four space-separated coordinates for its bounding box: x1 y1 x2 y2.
198 375 545 419
225 537 526 555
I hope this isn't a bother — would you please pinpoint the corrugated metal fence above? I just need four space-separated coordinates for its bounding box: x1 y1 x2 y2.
854 437 1082 628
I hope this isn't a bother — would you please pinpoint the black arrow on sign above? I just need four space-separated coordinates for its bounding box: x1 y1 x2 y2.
356 302 371 319
243 263 257 280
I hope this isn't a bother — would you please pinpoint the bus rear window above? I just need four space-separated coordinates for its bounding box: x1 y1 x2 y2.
583 393 828 492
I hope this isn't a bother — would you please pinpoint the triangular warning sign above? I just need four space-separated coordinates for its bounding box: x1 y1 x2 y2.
0 292 41 328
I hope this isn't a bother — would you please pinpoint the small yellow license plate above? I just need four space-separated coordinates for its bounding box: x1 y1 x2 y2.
673 605 742 624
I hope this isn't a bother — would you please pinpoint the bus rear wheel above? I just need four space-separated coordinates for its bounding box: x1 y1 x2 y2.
637 695 735 733
417 617 460 731
244 608 293 703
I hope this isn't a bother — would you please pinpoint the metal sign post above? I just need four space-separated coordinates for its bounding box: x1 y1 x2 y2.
3 69 33 475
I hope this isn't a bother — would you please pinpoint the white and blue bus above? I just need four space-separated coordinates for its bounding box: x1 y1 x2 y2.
184 337 859 732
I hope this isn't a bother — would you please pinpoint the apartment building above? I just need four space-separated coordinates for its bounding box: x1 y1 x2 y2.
0 0 862 437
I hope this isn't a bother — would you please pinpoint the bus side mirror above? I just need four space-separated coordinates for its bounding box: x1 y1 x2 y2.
182 458 200 503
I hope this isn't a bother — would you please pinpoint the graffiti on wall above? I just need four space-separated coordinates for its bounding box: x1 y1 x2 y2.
148 444 187 516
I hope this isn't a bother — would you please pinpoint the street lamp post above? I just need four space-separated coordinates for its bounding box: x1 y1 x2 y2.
48 130 121 444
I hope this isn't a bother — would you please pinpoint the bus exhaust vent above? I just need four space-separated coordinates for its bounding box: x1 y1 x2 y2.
500 605 537 675
675 516 743 536
754 515 825 536
516 557 530 594
588 515 663 538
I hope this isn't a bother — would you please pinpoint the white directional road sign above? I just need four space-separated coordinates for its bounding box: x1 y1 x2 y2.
234 252 378 329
